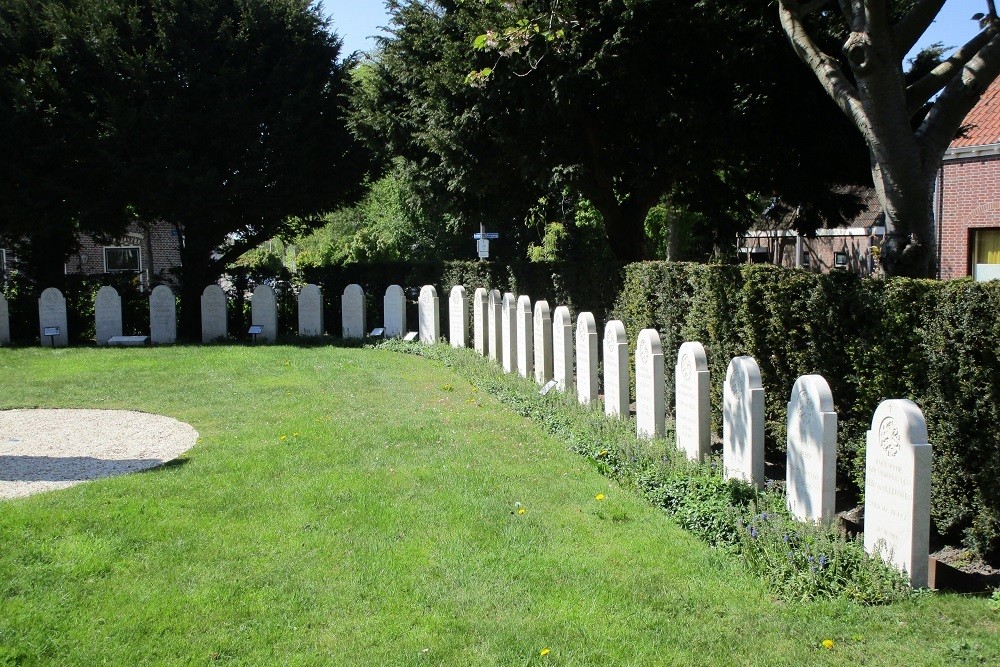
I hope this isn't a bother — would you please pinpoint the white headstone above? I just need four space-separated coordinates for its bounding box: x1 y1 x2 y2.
251 284 278 343
635 329 665 438
94 286 122 346
449 285 469 348
552 306 574 392
384 285 406 338
341 284 365 339
473 288 488 355
38 287 68 347
675 341 711 462
298 284 324 337
487 289 502 361
501 293 517 373
516 295 533 378
0 293 10 345
786 375 837 522
418 285 440 344
149 285 177 344
576 312 598 405
864 399 932 588
603 321 629 418
201 284 228 343
723 356 765 488
533 300 553 384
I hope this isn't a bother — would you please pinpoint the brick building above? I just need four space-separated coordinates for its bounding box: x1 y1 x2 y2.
937 77 1000 281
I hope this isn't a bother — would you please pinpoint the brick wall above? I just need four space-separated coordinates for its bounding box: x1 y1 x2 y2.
938 153 1000 280
66 221 182 287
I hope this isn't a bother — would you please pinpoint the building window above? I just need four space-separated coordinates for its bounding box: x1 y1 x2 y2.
104 246 141 273
972 229 1000 282
834 251 849 269
801 251 810 268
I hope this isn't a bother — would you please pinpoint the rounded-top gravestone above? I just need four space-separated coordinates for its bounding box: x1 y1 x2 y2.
149 285 177 344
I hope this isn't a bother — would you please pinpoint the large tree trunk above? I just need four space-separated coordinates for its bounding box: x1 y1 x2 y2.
176 239 219 342
872 158 938 277
595 199 649 262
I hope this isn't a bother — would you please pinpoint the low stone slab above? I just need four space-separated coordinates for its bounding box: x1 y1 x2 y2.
107 336 150 346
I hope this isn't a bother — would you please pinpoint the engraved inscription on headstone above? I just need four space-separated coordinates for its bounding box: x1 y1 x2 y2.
533 300 553 384
449 285 469 348
487 289 502 361
722 356 765 488
786 375 837 522
418 285 440 344
603 321 629 418
38 287 69 347
298 284 324 338
675 341 710 462
149 285 177 344
864 399 932 588
201 284 228 343
473 288 489 355
552 306 574 392
576 312 599 406
501 293 518 373
516 295 533 378
94 286 122 346
251 284 278 343
635 329 665 438
341 284 365 339
384 285 406 338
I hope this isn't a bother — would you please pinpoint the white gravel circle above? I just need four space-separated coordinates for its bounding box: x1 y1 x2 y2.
0 409 198 500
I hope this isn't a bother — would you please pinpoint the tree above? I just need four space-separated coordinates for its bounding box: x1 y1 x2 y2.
778 0 1000 277
359 1 874 263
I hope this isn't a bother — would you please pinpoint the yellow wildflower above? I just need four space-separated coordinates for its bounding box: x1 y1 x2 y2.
596 493 606 501
517 508 526 515
822 639 834 650
540 648 551 656
280 435 287 441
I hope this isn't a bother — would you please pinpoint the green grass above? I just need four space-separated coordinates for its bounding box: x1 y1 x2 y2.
0 345 997 666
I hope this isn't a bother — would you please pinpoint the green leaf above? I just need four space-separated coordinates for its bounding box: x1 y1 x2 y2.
473 34 488 50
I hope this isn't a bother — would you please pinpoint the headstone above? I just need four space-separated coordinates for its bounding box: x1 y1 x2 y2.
418 285 440 344
786 375 838 522
341 284 365 339
149 285 177 344
94 286 122 346
38 287 68 347
576 312 598 405
675 341 711 462
384 285 406 338
501 293 517 373
487 289 502 361
0 293 10 345
251 284 278 343
635 329 665 438
449 285 469 348
552 306 574 392
298 284 324 337
201 284 228 343
603 321 629 418
473 288 488 355
516 295 533 378
864 399 932 588
533 300 553 384
722 356 765 488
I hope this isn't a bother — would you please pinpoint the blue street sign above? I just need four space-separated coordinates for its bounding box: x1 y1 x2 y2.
473 232 500 240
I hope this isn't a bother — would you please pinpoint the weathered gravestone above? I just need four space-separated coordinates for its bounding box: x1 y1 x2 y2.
94 286 122 346
449 286 469 348
635 329 665 438
487 289 502 361
384 285 406 338
533 300 553 384
38 287 68 347
576 312 598 406
297 284 324 337
473 288 488 355
341 284 365 339
786 375 837 522
603 321 629 418
501 293 518 373
0 292 9 345
201 284 228 343
516 295 533 378
675 341 710 462
418 285 440 344
552 306 574 392
864 399 932 588
723 356 765 488
149 285 177 344
251 284 278 343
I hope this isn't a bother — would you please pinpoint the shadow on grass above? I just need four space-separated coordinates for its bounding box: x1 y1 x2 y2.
0 455 189 482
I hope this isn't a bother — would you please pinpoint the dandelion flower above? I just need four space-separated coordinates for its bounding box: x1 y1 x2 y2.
595 493 606 501
280 435 287 441
540 648 551 656
517 508 526 515
822 639 834 650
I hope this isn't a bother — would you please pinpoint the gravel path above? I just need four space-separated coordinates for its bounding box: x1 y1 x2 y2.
0 409 198 500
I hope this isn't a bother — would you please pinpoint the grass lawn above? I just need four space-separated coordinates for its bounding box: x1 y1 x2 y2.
0 345 997 666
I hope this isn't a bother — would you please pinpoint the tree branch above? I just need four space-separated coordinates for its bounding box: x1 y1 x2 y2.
918 33 1000 158
906 26 998 114
892 0 947 60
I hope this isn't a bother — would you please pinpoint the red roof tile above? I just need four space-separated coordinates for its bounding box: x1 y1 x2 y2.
950 76 1000 148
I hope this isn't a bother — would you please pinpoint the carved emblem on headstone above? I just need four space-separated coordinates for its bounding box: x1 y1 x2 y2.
679 352 693 383
878 416 900 457
729 364 744 402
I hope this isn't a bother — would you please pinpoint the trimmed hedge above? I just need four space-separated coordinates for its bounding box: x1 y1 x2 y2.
614 262 1000 561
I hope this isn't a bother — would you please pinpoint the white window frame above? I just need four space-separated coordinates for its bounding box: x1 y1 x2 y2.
104 246 142 273
833 251 849 269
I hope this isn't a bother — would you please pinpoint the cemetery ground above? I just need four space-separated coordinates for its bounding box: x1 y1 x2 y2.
0 346 997 666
